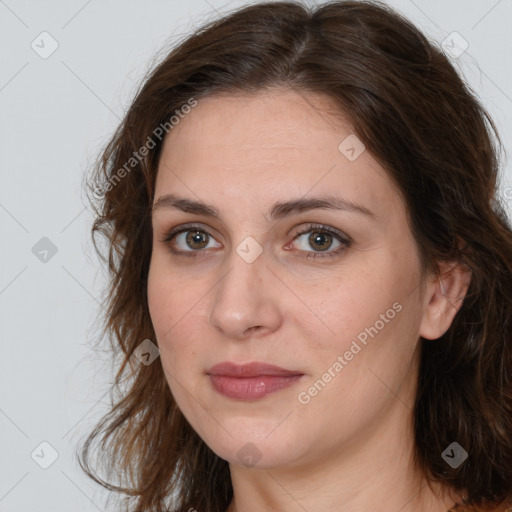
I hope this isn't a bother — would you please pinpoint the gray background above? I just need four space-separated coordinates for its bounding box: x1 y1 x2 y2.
1 0 511 511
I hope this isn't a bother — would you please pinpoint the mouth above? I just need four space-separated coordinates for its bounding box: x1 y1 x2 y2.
207 362 304 400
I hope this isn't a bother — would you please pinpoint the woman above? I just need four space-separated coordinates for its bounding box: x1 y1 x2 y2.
80 1 512 511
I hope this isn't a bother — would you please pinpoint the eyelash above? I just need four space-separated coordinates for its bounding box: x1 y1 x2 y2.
160 223 351 260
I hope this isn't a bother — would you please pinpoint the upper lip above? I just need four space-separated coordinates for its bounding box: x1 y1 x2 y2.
207 362 303 377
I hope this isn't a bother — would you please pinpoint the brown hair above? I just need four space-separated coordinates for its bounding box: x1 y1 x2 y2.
80 1 512 511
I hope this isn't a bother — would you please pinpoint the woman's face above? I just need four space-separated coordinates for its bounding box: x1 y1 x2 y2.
147 88 438 470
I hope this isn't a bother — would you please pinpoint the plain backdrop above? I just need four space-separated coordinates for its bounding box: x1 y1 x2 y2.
1 0 511 510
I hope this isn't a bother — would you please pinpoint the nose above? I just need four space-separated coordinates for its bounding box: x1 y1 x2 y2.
208 246 282 340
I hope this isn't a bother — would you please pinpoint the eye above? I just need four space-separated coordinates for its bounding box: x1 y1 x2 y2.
160 222 350 259
289 224 350 258
161 225 222 255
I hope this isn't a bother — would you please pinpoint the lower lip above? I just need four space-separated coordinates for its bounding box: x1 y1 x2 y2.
209 375 303 400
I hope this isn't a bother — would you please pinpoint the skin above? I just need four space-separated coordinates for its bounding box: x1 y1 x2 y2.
147 88 471 512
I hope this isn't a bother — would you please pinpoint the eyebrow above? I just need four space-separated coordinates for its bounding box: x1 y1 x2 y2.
152 193 377 221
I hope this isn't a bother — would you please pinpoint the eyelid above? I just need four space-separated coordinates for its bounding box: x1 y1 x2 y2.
290 223 351 244
160 222 222 243
286 223 351 258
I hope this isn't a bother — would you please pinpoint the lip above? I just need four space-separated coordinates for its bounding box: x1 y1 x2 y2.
207 362 304 400
208 361 302 377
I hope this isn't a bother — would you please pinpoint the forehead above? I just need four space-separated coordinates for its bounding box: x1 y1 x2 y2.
154 88 402 218
161 88 350 155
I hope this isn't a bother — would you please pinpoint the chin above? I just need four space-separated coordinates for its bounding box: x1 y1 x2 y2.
197 419 310 470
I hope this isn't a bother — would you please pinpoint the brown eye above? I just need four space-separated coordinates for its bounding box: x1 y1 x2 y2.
163 226 222 255
308 231 333 251
289 224 350 259
185 230 209 250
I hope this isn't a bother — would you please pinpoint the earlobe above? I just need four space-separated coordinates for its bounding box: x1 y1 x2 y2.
419 262 472 341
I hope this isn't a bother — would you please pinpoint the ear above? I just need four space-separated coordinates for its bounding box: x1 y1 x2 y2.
419 261 472 341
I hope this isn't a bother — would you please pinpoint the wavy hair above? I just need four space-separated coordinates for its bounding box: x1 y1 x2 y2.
79 1 512 511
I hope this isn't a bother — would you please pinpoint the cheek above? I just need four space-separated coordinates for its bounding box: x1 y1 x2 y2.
148 253 197 328
147 257 209 367
293 258 421 390
147 266 200 410
147 262 174 338
289 266 397 352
